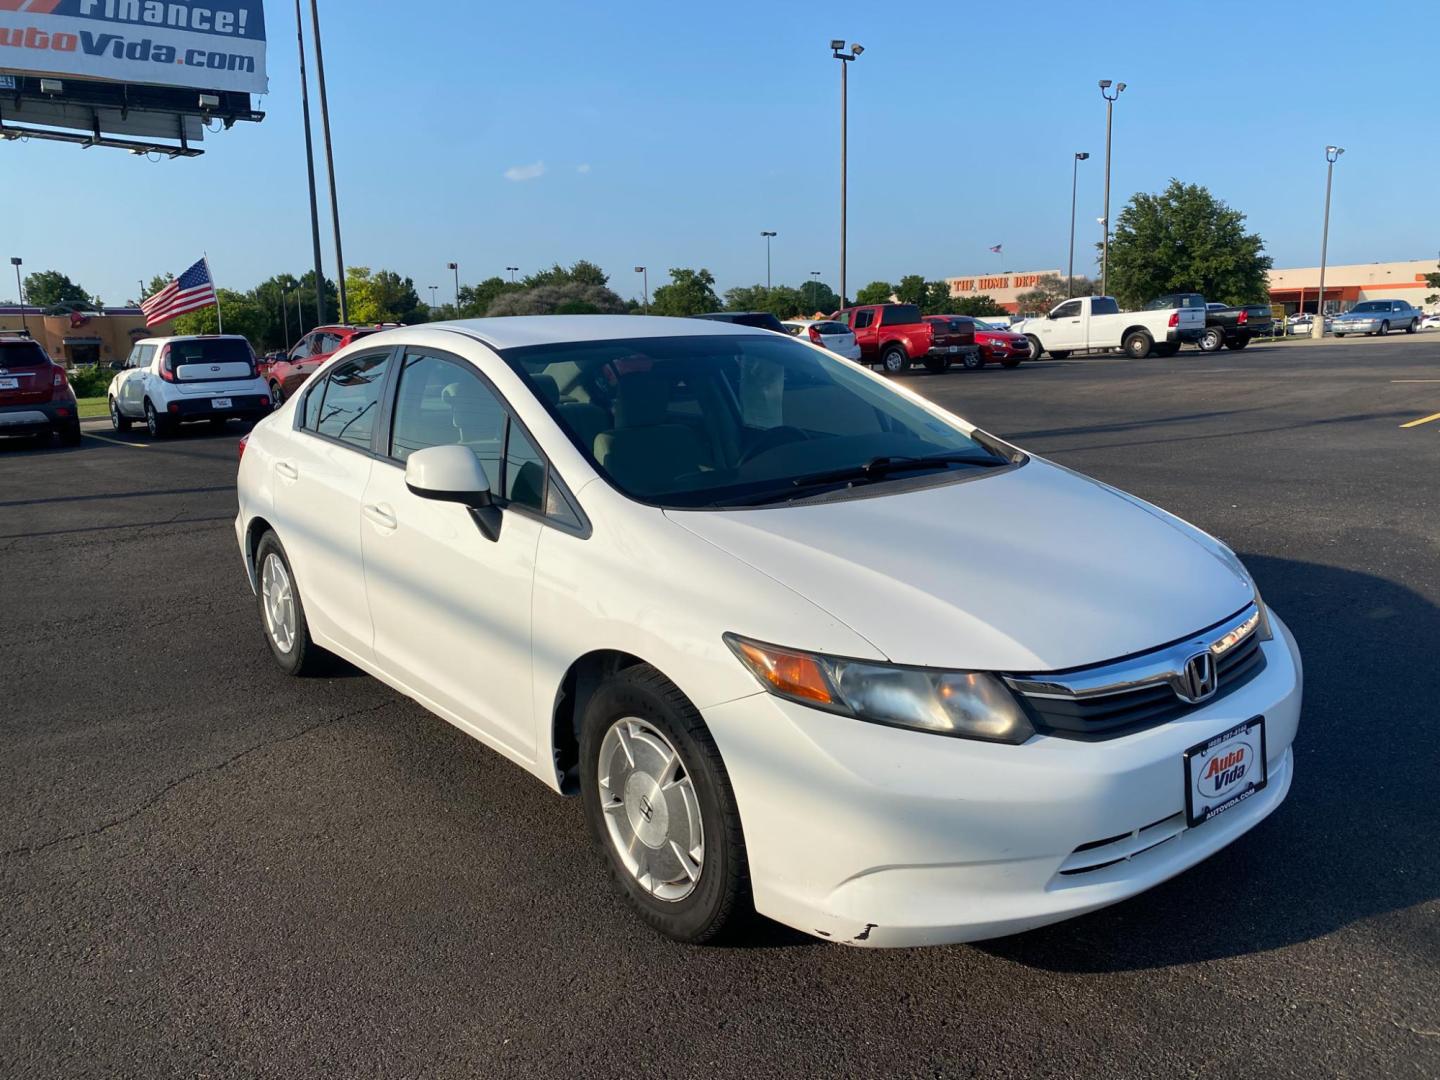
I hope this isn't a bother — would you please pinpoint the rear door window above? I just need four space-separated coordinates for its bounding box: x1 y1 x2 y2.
1090 297 1120 315
135 344 156 368
852 309 874 329
881 305 922 325
313 352 391 450
0 340 49 367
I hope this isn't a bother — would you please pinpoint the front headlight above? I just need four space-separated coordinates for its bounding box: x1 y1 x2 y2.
724 635 1035 744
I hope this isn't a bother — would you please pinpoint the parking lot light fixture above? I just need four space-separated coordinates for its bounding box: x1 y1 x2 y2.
506 266 519 283
634 266 648 314
1313 146 1344 339
10 257 26 336
809 270 822 313
761 231 777 293
1099 79 1125 297
831 41 863 305
1069 152 1090 297
448 262 460 310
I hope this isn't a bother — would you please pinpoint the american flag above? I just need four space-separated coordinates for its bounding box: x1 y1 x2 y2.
141 258 217 326
988 244 1003 254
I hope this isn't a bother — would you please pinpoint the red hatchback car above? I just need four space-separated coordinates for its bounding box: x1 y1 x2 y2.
265 324 386 405
972 319 1030 368
0 335 80 446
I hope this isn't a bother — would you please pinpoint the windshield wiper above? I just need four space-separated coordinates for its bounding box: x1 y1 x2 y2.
788 452 1007 490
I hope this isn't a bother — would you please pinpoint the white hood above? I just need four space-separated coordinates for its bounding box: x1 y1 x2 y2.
667 460 1253 672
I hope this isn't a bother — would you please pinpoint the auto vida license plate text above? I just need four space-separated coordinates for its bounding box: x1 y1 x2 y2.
211 397 232 409
1183 716 1267 828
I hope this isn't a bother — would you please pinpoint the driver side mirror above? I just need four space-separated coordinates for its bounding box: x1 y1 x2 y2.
405 445 502 541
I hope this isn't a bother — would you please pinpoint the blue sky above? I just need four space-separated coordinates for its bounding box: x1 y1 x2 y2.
6 0 1437 305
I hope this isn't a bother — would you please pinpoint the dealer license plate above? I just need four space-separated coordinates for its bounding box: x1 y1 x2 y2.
0 377 17 390
211 397 232 409
947 346 958 354
1183 716 1267 828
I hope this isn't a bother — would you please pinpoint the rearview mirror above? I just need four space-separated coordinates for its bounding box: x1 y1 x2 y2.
405 445 502 540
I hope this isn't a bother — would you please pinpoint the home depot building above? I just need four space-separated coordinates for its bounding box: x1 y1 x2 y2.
945 270 1060 314
0 306 172 367
1267 259 1437 315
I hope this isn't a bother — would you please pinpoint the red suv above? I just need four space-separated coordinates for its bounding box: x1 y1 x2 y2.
265 325 386 405
0 336 81 446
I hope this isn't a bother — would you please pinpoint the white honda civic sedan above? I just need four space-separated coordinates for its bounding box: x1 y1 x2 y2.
234 316 1301 947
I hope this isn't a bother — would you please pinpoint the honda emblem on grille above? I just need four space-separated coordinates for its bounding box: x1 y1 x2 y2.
1176 651 1218 704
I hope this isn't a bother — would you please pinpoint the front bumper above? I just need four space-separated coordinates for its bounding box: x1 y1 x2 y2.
0 397 79 435
706 613 1302 947
1333 321 1376 334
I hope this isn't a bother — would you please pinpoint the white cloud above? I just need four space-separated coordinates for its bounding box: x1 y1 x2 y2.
577 163 591 174
503 161 546 182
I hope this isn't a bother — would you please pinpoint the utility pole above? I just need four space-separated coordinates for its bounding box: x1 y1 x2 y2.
634 266 649 314
309 0 346 322
1313 146 1344 339
831 41 863 305
295 0 326 327
1098 79 1125 296
448 262 460 311
10 258 26 336
761 231 777 294
1068 152 1089 297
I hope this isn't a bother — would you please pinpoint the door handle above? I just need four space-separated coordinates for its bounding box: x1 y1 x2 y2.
276 461 299 480
363 503 398 530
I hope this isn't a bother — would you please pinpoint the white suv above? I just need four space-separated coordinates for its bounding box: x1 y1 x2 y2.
108 335 271 437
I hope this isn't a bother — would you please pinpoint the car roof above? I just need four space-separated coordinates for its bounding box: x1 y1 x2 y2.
419 315 765 351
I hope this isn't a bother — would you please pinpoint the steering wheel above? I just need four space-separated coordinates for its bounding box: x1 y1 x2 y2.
738 425 810 465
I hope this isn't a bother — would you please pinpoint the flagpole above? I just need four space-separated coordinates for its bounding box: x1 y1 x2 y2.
205 254 223 334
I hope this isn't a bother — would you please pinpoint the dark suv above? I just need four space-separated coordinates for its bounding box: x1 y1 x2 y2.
692 312 788 333
0 337 81 446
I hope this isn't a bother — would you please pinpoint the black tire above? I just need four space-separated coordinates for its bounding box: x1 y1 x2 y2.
880 345 908 376
1000 356 1022 368
59 419 82 447
1225 335 1251 351
1405 319 1417 334
1197 327 1224 352
208 417 229 432
962 349 985 370
269 380 285 407
1123 331 1153 359
580 664 751 945
923 355 951 374
1378 321 1390 336
109 396 132 432
144 399 170 438
1048 349 1071 360
1025 335 1046 359
254 531 324 676
1152 342 1181 357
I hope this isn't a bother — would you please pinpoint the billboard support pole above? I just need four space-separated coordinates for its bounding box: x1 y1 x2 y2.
309 0 347 324
295 0 326 328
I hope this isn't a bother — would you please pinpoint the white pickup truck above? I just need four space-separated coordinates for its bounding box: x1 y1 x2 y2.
1012 295 1206 359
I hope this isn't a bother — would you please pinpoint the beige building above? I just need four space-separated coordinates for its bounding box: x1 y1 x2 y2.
0 306 173 368
1267 259 1437 315
944 269 1062 314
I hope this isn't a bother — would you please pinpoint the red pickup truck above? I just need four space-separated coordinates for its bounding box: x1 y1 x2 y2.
833 303 974 375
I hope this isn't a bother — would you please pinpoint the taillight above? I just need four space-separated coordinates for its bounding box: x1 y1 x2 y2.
52 368 64 387
1237 309 1248 324
808 325 822 343
238 433 249 462
1168 311 1179 328
158 347 176 382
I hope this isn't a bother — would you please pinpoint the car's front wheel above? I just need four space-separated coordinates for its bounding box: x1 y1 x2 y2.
109 396 131 432
255 531 324 676
1025 335 1046 359
580 664 750 944
962 350 985 370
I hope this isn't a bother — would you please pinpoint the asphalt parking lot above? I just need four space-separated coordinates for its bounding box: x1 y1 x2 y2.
2 335 1437 1079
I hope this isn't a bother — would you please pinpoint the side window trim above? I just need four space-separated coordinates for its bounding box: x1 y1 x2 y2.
378 343 589 537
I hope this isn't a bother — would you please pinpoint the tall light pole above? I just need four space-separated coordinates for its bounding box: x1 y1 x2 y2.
294 0 326 326
1068 152 1090 297
634 266 648 314
1098 79 1125 297
280 287 291 348
809 270 821 313
506 266 519 283
447 262 460 310
831 40 863 306
1313 145 1344 338
309 0 346 323
761 231 777 294
429 285 439 311
10 258 27 336
137 278 146 304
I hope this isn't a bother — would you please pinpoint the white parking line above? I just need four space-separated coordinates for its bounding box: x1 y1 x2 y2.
83 432 149 449
1390 379 1440 383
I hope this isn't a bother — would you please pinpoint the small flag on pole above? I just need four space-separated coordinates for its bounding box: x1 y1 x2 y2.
988 244 1003 254
140 258 218 327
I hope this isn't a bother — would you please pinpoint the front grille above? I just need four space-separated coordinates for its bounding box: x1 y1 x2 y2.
1005 608 1268 740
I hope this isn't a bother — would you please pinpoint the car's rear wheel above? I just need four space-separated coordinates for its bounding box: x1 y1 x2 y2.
1049 349 1071 359
1225 335 1251 351
923 355 951 374
962 350 985 370
1000 356 1022 368
209 417 228 432
59 419 82 447
269 381 285 407
1152 342 1181 357
881 345 908 376
144 400 170 438
580 664 750 944
1123 331 1153 359
109 396 131 432
1198 327 1224 352
255 531 323 676
1405 319 1417 334
1025 335 1046 359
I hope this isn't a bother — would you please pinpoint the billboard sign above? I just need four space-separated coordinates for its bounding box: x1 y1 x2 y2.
0 1 267 95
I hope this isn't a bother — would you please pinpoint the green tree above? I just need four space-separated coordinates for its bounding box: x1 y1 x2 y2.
345 266 427 326
798 280 841 314
24 270 92 309
1425 258 1439 305
521 260 609 290
169 288 270 344
458 276 522 316
952 295 1008 317
923 281 953 315
894 275 929 307
1105 180 1271 309
650 267 720 317
1015 274 1096 315
485 281 627 316
854 281 895 305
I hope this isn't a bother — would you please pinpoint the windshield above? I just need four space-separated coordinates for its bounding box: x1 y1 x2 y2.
0 340 50 367
502 333 1012 508
1349 302 1386 313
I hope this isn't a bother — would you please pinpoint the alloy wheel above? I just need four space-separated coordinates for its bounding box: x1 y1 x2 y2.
260 552 298 654
595 717 704 901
